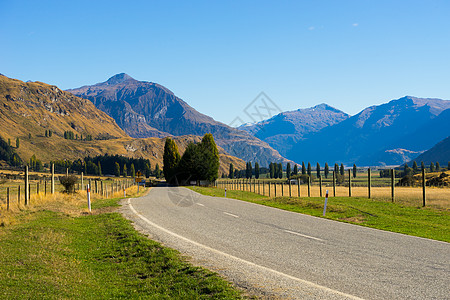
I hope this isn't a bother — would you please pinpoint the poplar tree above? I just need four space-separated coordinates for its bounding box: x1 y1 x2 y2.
130 163 136 177
307 162 311 177
163 138 181 184
293 164 298 175
286 163 291 179
302 162 306 175
353 164 357 178
229 163 234 179
114 162 121 177
324 163 329 178
255 162 260 179
340 163 345 176
316 162 320 178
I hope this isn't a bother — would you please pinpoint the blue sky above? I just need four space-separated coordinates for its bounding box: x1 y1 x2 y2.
1 0 449 125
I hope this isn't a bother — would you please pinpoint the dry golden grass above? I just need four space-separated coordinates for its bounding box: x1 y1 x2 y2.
0 183 143 227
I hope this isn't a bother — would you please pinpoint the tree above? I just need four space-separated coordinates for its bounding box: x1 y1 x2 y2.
123 164 127 177
130 163 136 177
353 164 357 178
269 163 275 179
334 163 339 175
302 162 306 175
293 164 298 175
436 162 440 172
144 162 151 178
114 162 121 177
255 162 260 179
286 163 291 179
404 163 412 176
8 138 11 146
340 163 345 176
199 133 220 182
16 137 19 148
155 164 161 179
307 162 311 177
278 163 283 179
49 130 52 137
316 162 320 178
98 161 102 176
421 161 425 171
412 161 418 173
430 162 435 172
45 130 48 137
324 163 329 179
229 163 234 179
59 175 78 193
163 138 181 184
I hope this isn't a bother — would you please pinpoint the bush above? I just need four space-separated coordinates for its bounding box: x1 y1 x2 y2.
59 175 78 193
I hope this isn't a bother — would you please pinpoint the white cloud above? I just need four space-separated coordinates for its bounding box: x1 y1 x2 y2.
308 26 315 30
352 23 359 27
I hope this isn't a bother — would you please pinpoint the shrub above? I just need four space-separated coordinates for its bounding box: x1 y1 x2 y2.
59 175 78 193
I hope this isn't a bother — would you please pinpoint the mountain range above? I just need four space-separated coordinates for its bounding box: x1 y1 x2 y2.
238 104 349 157
0 74 245 174
283 96 450 166
68 74 291 167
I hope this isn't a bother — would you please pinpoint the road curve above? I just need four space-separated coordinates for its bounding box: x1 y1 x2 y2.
120 186 449 299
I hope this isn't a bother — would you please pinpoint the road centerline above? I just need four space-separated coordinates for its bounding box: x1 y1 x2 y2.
284 229 325 242
223 212 239 218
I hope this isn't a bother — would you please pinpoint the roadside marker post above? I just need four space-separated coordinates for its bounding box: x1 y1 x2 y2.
87 184 91 212
123 188 126 198
225 188 227 197
323 190 329 216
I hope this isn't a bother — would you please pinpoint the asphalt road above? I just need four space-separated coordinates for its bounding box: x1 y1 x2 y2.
121 186 449 299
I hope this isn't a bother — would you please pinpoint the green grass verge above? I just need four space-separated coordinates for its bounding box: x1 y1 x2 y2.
0 196 243 299
188 186 450 243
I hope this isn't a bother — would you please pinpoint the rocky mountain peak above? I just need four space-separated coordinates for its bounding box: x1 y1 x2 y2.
104 73 135 85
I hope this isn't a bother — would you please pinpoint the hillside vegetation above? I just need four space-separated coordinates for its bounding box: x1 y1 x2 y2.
0 75 244 175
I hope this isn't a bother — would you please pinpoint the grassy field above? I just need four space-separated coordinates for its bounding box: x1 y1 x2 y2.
188 186 450 243
0 186 244 299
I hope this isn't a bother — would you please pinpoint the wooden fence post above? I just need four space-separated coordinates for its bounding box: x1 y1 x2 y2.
274 182 277 197
298 179 300 197
25 166 29 205
333 171 336 197
51 164 55 194
81 172 84 191
281 182 284 196
391 169 395 203
422 168 426 207
348 169 352 197
7 187 10 210
319 175 322 197
368 168 371 199
308 176 311 197
18 185 20 206
289 180 292 197
268 182 271 197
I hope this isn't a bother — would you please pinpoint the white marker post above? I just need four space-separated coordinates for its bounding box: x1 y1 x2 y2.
225 188 227 197
323 190 329 216
123 187 126 198
87 184 91 212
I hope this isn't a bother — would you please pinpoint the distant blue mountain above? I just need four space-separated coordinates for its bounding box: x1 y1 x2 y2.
238 104 349 156
285 96 450 166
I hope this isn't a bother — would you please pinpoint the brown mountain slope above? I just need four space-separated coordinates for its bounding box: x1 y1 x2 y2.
68 73 293 166
0 75 244 175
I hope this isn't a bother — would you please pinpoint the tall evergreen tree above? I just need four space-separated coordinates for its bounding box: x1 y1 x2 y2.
98 161 102 176
246 162 253 179
163 138 181 184
307 162 312 177
436 162 440 172
340 163 345 176
278 163 283 178
293 164 298 175
229 163 234 179
353 164 357 178
324 162 329 179
286 163 291 179
130 163 136 177
123 164 127 177
316 162 320 178
421 161 425 171
16 137 19 148
255 162 260 179
302 162 306 175
334 163 339 175
412 161 418 173
199 133 220 182
114 162 121 177
430 162 435 172
269 162 274 178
